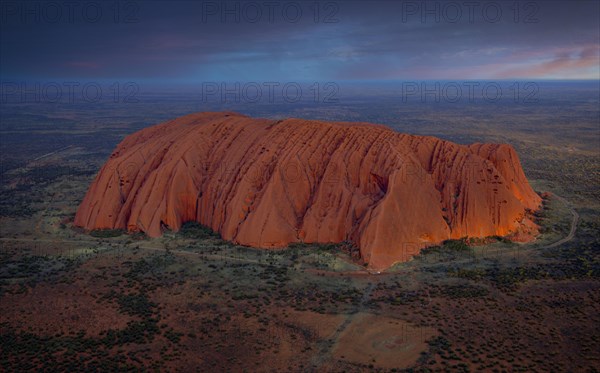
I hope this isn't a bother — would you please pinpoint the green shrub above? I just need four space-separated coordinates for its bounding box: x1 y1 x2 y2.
89 229 125 238
179 221 221 239
117 293 157 317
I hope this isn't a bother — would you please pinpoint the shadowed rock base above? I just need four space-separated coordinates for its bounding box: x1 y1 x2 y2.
75 112 541 270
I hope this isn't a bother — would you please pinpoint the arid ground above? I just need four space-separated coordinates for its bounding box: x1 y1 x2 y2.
1 83 599 371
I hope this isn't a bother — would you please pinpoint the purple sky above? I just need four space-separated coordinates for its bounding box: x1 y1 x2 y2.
1 0 599 82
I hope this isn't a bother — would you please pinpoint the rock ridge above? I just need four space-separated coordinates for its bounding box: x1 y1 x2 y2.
75 112 541 269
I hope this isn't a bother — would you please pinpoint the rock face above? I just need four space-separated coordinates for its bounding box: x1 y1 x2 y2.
75 112 541 270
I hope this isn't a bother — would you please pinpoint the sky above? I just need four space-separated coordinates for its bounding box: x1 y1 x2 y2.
1 0 599 82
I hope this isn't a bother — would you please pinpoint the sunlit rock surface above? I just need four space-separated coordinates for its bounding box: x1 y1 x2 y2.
75 112 541 269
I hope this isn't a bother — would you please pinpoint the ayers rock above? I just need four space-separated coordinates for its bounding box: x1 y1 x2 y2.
75 112 541 270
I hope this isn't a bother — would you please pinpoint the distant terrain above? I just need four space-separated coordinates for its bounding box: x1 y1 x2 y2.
1 81 599 371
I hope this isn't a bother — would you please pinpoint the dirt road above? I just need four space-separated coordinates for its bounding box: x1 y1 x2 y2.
542 193 579 249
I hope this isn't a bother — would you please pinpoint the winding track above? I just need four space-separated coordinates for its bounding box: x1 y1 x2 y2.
0 192 581 372
387 192 580 271
0 192 580 265
541 193 579 249
307 281 376 371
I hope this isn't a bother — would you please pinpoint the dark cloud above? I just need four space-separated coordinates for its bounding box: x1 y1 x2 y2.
1 0 598 81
